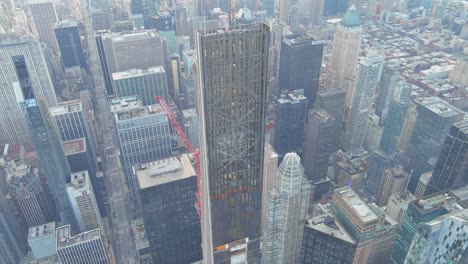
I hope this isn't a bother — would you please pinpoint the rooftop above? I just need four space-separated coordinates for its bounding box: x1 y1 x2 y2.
130 218 150 251
112 66 165 80
111 31 160 43
419 97 464 118
55 20 78 28
282 33 323 46
341 4 361 28
62 138 86 155
50 101 82 115
115 104 165 121
389 191 416 204
109 96 142 113
28 222 56 240
306 213 355 244
68 171 90 190
136 154 195 189
453 120 468 135
278 90 307 104
413 191 463 213
334 187 379 223
313 109 336 123
56 225 102 249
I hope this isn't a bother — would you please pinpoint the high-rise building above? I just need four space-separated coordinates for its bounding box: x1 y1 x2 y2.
376 166 410 206
404 209 468 264
182 108 200 149
7 165 54 228
375 65 399 122
137 154 202 263
197 24 269 263
96 30 168 95
274 90 308 157
313 88 346 124
300 213 357 264
51 101 92 142
363 113 383 153
261 144 278 232
303 109 340 182
112 66 169 106
309 0 324 26
378 81 412 155
415 171 432 199
66 171 102 232
111 97 171 208
279 0 289 23
28 222 57 260
366 151 397 197
262 153 311 264
0 35 57 150
343 51 384 153
56 225 110 264
404 97 464 193
323 0 348 16
278 33 324 106
13 53 73 226
390 190 465 264
130 0 160 28
424 120 468 195
385 191 416 225
54 20 87 69
326 5 362 109
27 0 59 53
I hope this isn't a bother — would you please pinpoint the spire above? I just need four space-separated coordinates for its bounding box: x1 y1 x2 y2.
341 4 361 28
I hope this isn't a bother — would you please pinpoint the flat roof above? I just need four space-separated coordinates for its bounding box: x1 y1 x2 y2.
136 154 195 189
335 187 379 223
50 101 82 115
130 218 150 251
28 222 56 240
109 96 142 113
56 225 102 249
419 97 464 118
112 31 160 43
62 138 86 155
306 214 355 244
112 66 165 80
313 109 336 123
115 104 164 121
55 20 78 28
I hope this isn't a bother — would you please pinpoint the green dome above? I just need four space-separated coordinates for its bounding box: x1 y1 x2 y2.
341 4 361 27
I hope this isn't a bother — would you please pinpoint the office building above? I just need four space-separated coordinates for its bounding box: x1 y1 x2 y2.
379 81 412 155
7 165 54 228
96 30 168 95
112 97 171 208
261 144 278 232
404 209 468 264
279 0 289 23
313 88 346 123
390 190 465 264
398 104 417 152
0 35 57 150
27 0 58 53
51 101 92 142
28 222 57 260
300 213 357 264
197 24 269 263
54 20 86 69
366 151 397 197
13 53 74 226
424 120 468 195
363 113 383 152
405 97 464 193
56 225 109 264
386 191 416 225
303 110 340 182
343 51 384 153
66 171 102 232
278 33 324 106
309 0 324 25
112 66 169 106
376 65 399 122
130 0 160 28
262 153 311 264
182 108 200 149
376 166 410 206
274 90 308 157
326 5 362 109
415 172 432 199
137 154 202 263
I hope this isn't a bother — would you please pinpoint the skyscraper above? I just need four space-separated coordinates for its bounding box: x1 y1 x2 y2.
51 101 92 142
197 24 269 263
279 0 289 23
278 33 324 106
7 165 54 228
376 166 410 206
303 110 340 182
343 51 384 153
137 154 202 263
405 97 464 193
13 53 74 226
376 65 400 122
56 225 110 264
0 35 57 150
112 66 169 106
27 0 59 53
28 222 57 260
424 120 468 195
54 20 87 69
112 97 172 208
66 171 102 232
274 90 308 157
326 5 362 110
261 144 279 231
262 153 311 264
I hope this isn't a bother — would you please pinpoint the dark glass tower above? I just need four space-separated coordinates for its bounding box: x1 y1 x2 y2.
197 24 269 263
425 120 468 195
54 21 87 69
278 33 324 107
13 55 74 226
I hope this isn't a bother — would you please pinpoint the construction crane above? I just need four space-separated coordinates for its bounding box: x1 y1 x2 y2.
155 96 201 218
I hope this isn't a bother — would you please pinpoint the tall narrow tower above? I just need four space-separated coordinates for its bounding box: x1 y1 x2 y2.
325 5 362 115
197 23 269 263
